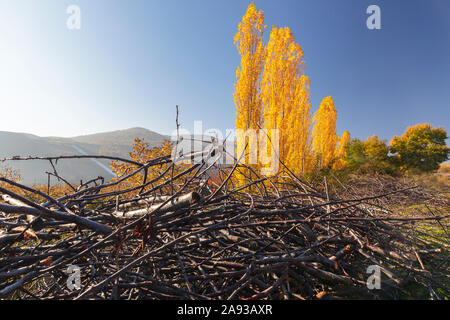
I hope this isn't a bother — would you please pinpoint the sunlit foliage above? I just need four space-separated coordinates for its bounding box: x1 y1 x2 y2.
312 96 338 169
0 166 75 203
261 27 312 174
234 4 314 179
233 3 266 183
0 166 20 183
344 136 395 174
234 3 265 132
333 130 351 170
110 139 188 197
390 123 449 172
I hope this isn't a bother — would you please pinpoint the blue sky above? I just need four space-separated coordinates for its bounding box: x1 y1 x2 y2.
0 0 449 143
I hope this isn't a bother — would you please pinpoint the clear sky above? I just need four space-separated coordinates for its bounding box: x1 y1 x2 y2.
0 0 449 143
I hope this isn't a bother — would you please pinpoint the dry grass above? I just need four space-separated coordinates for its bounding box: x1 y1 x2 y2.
438 162 450 175
408 169 450 197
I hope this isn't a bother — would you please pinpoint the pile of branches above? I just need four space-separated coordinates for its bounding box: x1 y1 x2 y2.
0 152 448 300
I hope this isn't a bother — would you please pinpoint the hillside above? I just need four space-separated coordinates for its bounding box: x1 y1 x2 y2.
0 128 168 185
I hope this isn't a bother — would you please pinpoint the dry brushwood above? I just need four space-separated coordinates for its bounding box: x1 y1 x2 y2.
0 150 448 300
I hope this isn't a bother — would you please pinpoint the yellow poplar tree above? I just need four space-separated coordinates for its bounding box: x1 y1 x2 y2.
233 3 265 183
312 96 338 169
260 26 311 174
287 75 313 173
333 130 351 170
234 4 346 179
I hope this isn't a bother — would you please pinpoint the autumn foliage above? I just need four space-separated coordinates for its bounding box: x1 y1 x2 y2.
312 96 338 169
233 3 265 133
234 4 339 177
234 4 448 178
390 124 449 173
110 139 192 198
233 3 266 183
111 139 174 186
334 130 351 170
261 27 312 174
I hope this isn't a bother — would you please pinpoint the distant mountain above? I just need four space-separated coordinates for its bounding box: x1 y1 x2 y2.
0 128 168 185
71 127 166 146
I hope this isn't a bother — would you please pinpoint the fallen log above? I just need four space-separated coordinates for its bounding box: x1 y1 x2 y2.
1 194 44 231
0 203 111 235
112 192 200 219
117 195 174 210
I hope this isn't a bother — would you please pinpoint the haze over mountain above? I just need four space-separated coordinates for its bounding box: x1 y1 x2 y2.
0 128 168 185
